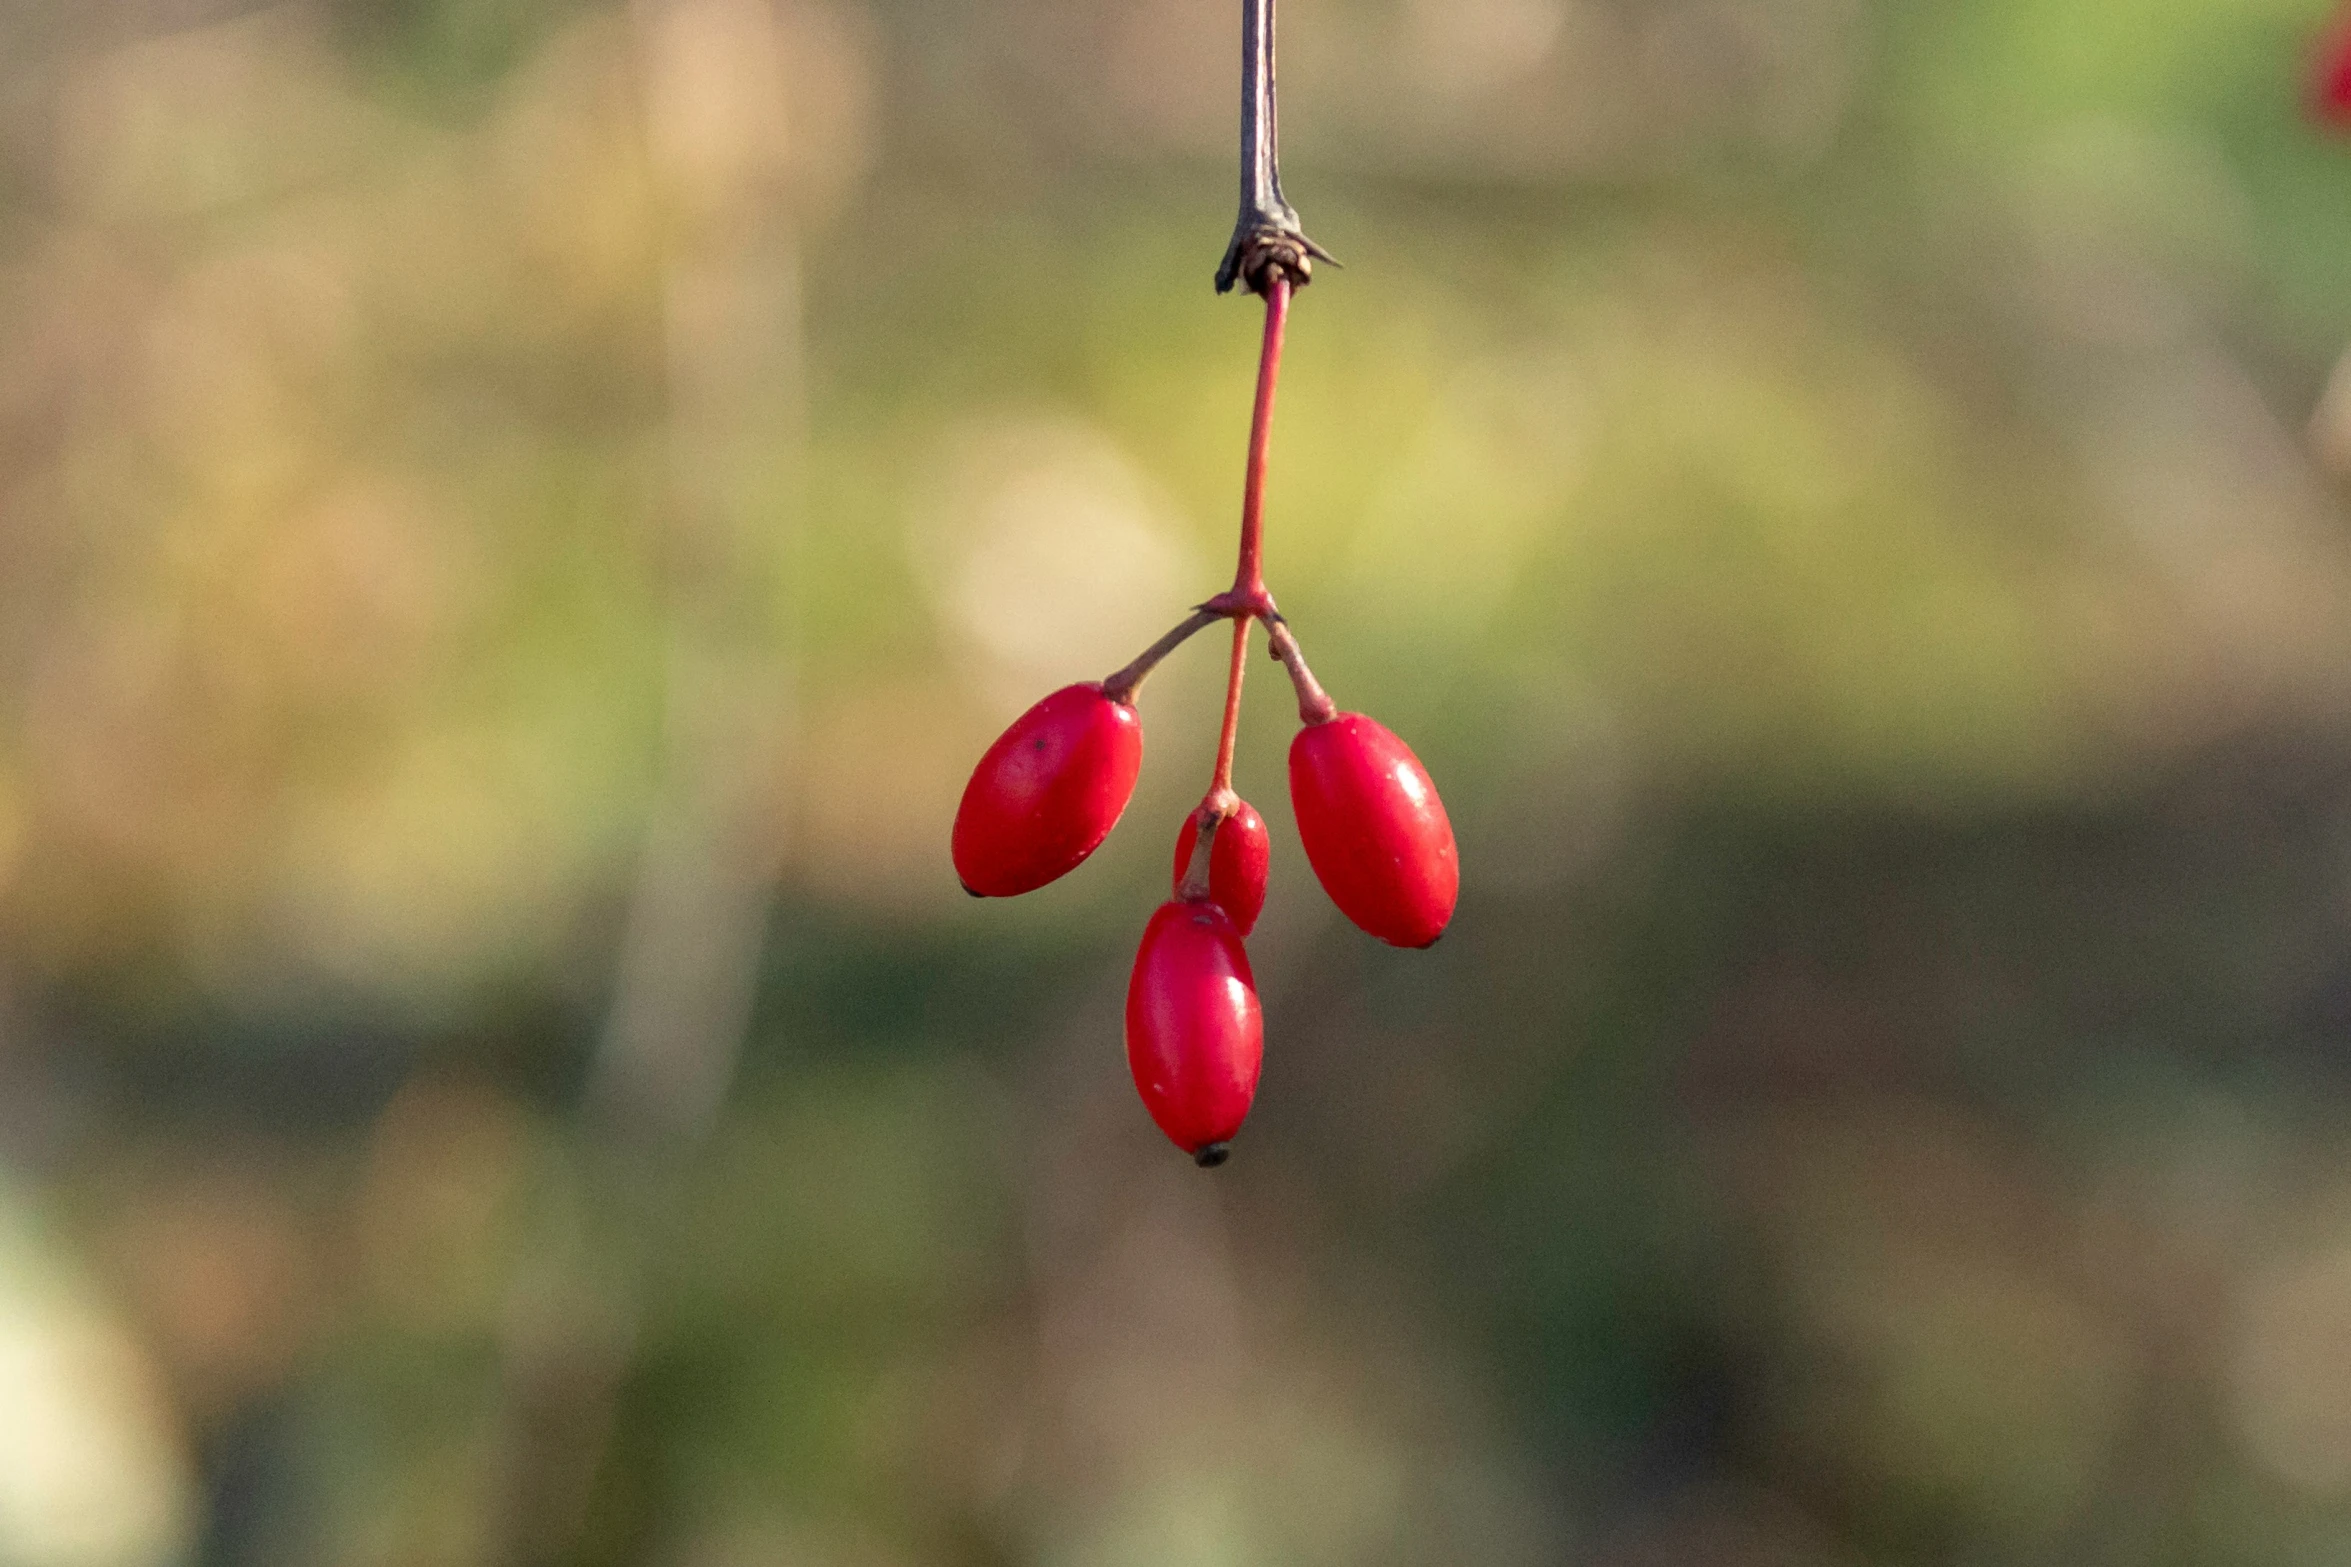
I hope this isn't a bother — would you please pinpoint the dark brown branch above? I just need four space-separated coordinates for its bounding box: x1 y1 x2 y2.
1216 0 1336 296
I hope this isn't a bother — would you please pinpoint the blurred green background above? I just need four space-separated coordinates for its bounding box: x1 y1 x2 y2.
10 0 2351 1562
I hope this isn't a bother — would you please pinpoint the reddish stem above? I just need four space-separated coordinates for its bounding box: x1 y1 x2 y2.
1101 606 1221 702
1177 807 1221 901
1263 615 1336 724
1220 274 1291 613
1211 617 1250 793
1111 268 1315 840
1177 618 1253 902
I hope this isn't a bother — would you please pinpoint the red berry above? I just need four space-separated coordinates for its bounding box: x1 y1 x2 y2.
1171 800 1271 935
2320 18 2351 127
952 683 1143 897
1288 712 1458 948
1125 898 1263 1164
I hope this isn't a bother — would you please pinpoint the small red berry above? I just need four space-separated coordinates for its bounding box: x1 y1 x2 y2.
953 683 1143 897
2319 17 2351 127
1288 712 1458 948
1126 898 1263 1164
1171 800 1271 935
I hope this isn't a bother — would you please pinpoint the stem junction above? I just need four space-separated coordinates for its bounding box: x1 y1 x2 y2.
1100 273 1333 741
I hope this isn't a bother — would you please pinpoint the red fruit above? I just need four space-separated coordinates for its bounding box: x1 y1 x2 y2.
1288 712 1458 948
1171 800 1271 935
2319 18 2351 127
1125 898 1263 1164
953 683 1143 897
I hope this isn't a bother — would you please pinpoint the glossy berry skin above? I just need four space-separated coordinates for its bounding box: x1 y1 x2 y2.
1289 712 1458 948
953 683 1143 897
1126 898 1263 1164
1171 800 1270 936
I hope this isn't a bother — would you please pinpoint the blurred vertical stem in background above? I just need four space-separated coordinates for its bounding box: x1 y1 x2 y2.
488 1 805 1557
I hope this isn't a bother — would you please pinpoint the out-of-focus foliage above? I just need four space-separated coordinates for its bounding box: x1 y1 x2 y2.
9 0 2351 1563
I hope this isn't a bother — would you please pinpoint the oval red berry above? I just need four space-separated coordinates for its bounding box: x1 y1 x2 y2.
1288 712 1458 948
1125 898 1263 1163
1170 800 1271 936
952 683 1143 897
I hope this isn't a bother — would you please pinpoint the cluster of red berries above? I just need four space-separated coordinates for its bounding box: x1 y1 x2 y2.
949 277 1457 1167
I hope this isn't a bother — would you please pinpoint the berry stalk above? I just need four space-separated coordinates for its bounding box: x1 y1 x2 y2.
1101 605 1222 703
1116 268 1299 698
1212 615 1251 794
1263 615 1335 725
1177 275 1287 909
1175 613 1255 906
1222 273 1291 611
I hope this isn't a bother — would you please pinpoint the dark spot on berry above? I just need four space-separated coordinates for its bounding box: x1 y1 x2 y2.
1032 739 1048 753
1194 1142 1230 1169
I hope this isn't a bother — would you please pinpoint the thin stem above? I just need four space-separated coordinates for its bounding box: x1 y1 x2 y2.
1178 619 1252 901
1177 809 1220 900
1101 606 1222 702
1263 614 1336 724
1231 276 1289 605
1211 616 1250 794
1217 0 1334 295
